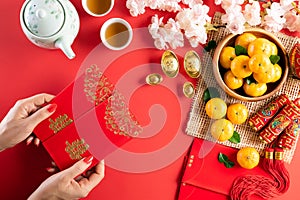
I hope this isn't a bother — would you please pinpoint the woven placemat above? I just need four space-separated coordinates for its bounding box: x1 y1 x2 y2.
186 12 300 163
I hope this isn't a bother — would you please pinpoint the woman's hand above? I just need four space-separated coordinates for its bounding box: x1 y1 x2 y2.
29 157 105 200
0 93 56 151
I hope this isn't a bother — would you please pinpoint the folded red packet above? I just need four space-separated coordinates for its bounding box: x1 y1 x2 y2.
34 65 142 170
178 139 270 199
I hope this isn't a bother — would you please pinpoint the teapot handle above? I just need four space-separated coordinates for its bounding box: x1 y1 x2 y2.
55 38 75 59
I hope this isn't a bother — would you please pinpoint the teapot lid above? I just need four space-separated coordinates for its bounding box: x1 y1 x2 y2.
22 0 65 37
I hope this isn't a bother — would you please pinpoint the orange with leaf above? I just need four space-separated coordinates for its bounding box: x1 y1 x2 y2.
235 33 257 49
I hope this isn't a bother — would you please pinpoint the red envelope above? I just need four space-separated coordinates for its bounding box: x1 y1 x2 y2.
178 138 271 199
34 65 141 170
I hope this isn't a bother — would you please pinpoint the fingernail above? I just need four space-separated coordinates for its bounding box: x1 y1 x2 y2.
34 138 40 147
46 167 56 173
47 104 57 113
26 136 34 146
83 156 93 164
100 159 105 164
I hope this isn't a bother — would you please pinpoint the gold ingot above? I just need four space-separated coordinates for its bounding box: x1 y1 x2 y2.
146 73 163 85
184 50 201 78
183 82 195 98
161 50 179 78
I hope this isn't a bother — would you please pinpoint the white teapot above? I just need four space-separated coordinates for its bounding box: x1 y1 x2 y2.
20 0 80 59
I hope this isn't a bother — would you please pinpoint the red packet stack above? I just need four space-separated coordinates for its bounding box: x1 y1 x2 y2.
178 139 270 199
34 65 142 170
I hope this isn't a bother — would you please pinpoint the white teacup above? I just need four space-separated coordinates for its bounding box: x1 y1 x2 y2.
82 0 114 17
100 18 133 51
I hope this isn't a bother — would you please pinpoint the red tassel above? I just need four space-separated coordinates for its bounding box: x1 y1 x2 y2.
261 148 275 173
230 175 278 200
230 148 279 200
273 148 290 194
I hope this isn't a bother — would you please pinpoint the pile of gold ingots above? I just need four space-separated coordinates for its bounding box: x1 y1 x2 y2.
146 50 202 98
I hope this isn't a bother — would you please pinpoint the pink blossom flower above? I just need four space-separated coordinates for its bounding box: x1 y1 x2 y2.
146 0 161 9
164 18 184 48
146 0 182 12
182 0 204 7
221 6 246 34
126 0 146 16
148 15 184 49
159 1 182 12
176 4 211 47
215 0 222 5
280 0 294 11
284 11 300 32
243 1 261 26
226 18 245 34
261 2 286 32
185 24 208 47
266 2 286 17
148 14 164 38
217 0 245 10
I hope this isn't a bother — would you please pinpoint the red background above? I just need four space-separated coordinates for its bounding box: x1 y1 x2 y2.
0 0 299 199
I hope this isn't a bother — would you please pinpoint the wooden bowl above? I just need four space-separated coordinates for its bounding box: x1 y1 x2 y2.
213 28 289 101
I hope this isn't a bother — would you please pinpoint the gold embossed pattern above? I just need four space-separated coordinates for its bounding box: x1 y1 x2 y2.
84 65 142 137
65 139 89 160
49 114 73 134
84 64 114 105
105 90 143 137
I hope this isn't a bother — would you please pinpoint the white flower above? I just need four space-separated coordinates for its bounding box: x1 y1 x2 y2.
262 15 285 32
148 14 164 38
164 18 184 48
226 19 245 34
267 2 286 17
261 2 286 32
182 0 204 7
148 15 184 50
176 4 211 46
193 4 211 25
221 5 246 34
154 37 168 50
146 0 161 9
185 24 208 47
280 0 294 11
126 0 146 16
218 0 245 10
146 0 182 12
215 0 222 5
284 10 300 32
243 1 261 26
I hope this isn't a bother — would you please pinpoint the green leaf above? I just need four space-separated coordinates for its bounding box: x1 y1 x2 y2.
270 55 280 64
218 153 228 163
228 131 241 144
245 76 256 85
235 45 248 56
218 153 235 168
204 40 217 52
203 87 220 103
224 160 235 168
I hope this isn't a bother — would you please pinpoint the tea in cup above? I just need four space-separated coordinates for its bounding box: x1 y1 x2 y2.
82 0 114 17
100 18 133 51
